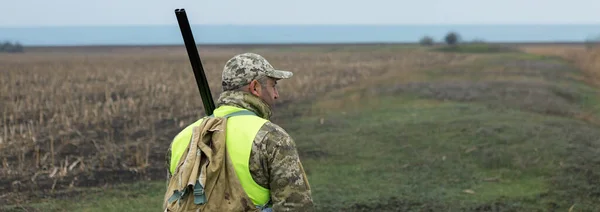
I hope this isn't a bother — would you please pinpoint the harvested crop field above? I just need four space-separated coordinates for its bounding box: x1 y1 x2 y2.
2 43 600 211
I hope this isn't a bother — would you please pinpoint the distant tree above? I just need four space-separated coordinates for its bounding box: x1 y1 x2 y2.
444 32 460 46
419 36 434 46
0 41 25 53
0 41 9 51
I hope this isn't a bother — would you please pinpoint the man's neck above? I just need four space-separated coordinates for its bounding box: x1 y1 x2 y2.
216 90 273 120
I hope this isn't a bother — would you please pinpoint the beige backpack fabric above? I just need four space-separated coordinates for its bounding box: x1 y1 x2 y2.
163 115 263 212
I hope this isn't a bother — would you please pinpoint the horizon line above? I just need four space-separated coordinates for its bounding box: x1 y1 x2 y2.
2 23 600 28
20 41 595 48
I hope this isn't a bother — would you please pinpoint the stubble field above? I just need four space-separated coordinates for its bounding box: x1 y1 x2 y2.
2 43 600 211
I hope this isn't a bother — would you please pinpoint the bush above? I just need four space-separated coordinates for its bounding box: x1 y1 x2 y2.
444 32 460 45
0 41 25 53
419 36 434 46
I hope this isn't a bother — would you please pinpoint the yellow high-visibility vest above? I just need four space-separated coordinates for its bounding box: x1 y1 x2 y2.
169 105 271 206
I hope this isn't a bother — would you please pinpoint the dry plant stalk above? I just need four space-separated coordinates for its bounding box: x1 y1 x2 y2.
521 45 600 86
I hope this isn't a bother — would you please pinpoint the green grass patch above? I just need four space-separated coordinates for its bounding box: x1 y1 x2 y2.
289 93 600 211
2 181 165 212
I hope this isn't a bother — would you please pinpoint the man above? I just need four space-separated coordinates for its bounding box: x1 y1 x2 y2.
165 52 314 211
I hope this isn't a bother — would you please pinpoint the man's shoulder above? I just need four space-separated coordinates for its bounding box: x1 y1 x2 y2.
260 121 290 136
255 121 295 147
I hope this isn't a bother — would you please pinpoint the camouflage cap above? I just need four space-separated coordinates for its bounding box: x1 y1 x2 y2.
222 52 293 91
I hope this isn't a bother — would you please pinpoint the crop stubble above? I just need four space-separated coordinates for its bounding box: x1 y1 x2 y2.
0 45 473 196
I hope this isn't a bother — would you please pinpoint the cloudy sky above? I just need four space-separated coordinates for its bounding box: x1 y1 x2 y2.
1 0 599 26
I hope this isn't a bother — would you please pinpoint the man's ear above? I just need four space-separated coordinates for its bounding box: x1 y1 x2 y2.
248 79 261 96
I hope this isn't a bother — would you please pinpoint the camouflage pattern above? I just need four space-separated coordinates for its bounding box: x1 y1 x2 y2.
166 90 314 211
250 122 314 211
221 52 293 91
216 90 273 120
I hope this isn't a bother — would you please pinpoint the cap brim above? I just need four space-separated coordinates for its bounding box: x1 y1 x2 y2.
267 69 293 79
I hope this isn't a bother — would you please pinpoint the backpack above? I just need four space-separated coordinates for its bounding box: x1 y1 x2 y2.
163 110 270 212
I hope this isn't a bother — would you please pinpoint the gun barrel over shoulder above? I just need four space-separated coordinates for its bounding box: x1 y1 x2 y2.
174 8 216 116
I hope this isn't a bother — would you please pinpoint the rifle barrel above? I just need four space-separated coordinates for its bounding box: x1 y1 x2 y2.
174 8 216 116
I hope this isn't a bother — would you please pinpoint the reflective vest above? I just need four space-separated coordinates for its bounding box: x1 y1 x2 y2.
169 105 271 206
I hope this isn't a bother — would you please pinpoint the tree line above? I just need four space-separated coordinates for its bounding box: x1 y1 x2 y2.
1 41 24 53
419 32 462 46
419 31 600 48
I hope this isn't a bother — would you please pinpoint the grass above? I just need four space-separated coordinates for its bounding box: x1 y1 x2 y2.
521 45 600 86
295 92 600 211
432 43 521 54
8 94 599 211
2 43 600 211
0 44 464 192
1 181 165 212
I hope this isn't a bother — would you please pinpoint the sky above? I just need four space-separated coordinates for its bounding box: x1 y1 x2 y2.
2 0 600 27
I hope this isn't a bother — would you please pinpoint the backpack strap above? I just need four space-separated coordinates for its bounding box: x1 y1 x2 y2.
208 110 257 119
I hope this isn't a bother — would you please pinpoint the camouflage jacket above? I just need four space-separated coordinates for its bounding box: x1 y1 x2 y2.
165 90 314 211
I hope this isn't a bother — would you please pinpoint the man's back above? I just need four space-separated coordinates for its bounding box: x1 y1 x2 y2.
165 90 314 211
166 52 313 211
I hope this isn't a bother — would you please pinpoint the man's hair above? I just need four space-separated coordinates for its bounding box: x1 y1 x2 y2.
232 76 270 92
